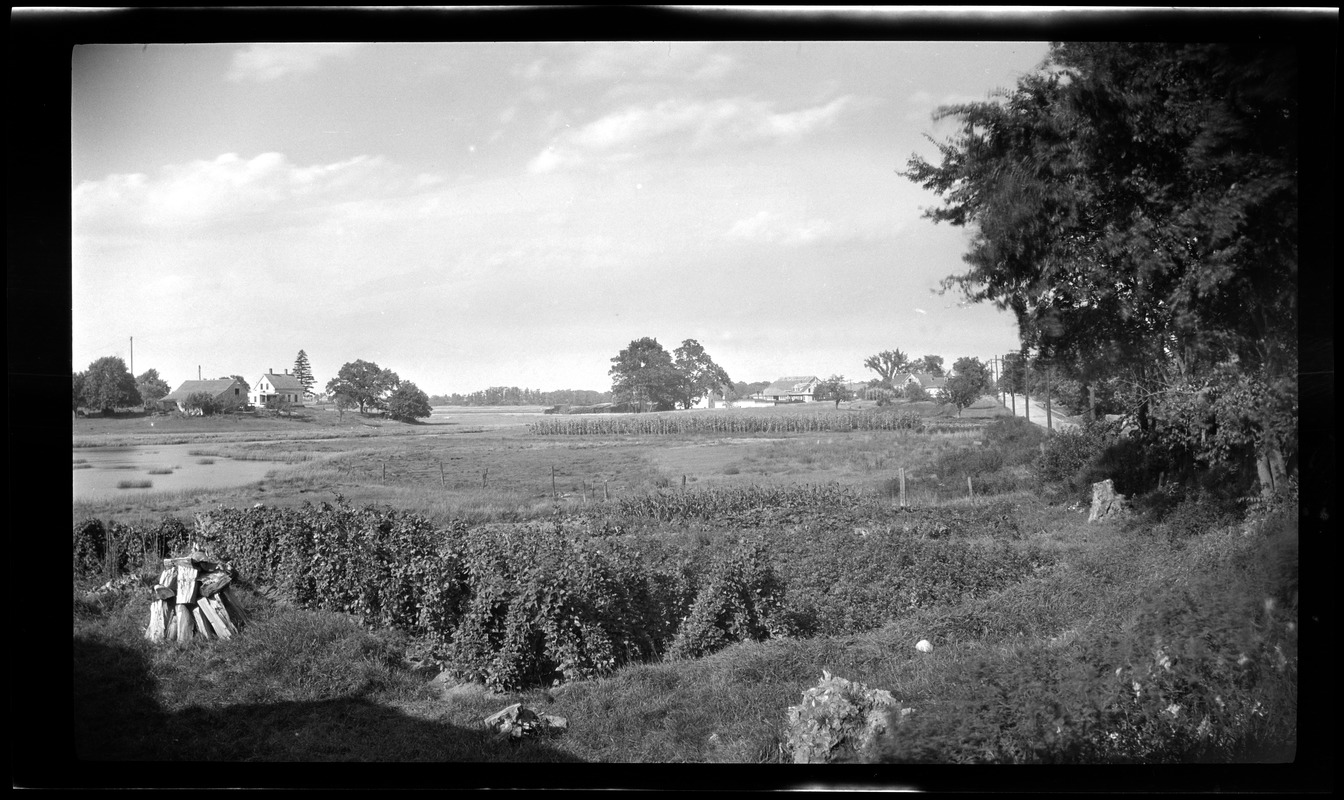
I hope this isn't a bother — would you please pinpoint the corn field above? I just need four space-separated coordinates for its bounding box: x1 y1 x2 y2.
527 410 935 436
608 483 870 522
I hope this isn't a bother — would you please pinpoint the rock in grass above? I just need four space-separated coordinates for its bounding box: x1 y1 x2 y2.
1088 478 1128 523
484 703 568 739
784 670 901 764
916 639 934 654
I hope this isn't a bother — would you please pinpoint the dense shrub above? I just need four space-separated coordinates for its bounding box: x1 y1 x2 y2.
982 415 1046 465
1035 422 1120 496
667 537 787 659
445 521 680 690
73 518 106 579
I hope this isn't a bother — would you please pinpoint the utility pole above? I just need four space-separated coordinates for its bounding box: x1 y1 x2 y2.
1023 352 1030 424
129 336 133 379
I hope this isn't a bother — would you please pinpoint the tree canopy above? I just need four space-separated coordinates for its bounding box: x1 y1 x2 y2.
386 381 433 422
609 337 682 412
863 350 910 387
673 339 733 410
813 375 853 409
902 42 1299 488
326 359 400 414
135 368 171 406
941 357 992 416
911 355 945 377
79 356 138 414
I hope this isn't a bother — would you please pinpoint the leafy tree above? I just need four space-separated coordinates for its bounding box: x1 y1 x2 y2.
911 355 945 377
387 381 433 422
326 359 400 415
609 337 681 412
134 369 171 406
901 42 1298 489
672 339 733 409
80 356 138 415
292 350 315 395
813 375 853 409
941 357 992 416
863 350 909 388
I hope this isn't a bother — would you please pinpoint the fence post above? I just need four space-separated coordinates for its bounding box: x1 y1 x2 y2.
604 480 609 501
439 461 445 487
552 465 557 498
482 468 488 489
900 467 907 509
968 475 974 500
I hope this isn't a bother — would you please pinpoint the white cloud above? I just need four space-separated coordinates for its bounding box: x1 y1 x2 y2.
226 43 363 83
529 95 855 173
72 152 413 233
725 210 839 246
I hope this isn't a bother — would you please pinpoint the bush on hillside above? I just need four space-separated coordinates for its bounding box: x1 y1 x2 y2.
667 537 787 659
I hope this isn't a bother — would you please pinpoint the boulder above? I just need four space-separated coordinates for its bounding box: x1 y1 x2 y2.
1087 478 1127 523
783 670 907 764
484 703 568 740
915 639 934 654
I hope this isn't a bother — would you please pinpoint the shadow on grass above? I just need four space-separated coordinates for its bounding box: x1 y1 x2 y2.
71 636 585 783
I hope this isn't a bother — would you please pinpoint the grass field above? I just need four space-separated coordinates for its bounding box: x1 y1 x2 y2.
69 400 1300 775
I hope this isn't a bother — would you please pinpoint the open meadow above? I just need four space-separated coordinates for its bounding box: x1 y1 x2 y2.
71 400 1299 773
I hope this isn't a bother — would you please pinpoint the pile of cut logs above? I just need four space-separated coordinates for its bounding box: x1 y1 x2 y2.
144 548 244 643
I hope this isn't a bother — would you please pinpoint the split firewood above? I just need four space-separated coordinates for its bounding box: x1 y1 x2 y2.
192 605 214 640
219 591 248 627
175 564 199 604
197 595 236 639
164 557 194 569
199 571 232 597
158 567 177 591
145 599 171 642
153 584 176 601
175 603 194 642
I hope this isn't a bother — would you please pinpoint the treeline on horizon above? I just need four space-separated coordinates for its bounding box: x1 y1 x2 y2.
429 381 776 408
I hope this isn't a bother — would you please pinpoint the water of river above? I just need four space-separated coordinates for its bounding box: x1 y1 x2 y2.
72 443 295 502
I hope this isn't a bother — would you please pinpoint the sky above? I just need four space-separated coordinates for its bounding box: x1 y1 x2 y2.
72 37 1053 396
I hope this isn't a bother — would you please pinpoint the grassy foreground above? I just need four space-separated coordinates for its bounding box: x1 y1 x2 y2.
69 406 1301 779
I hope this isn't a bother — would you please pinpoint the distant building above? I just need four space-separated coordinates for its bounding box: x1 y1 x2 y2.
161 378 248 414
754 376 821 403
251 370 306 407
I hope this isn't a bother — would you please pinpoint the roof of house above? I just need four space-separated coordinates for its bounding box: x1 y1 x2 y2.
913 373 948 387
162 379 241 402
258 372 305 391
760 376 820 396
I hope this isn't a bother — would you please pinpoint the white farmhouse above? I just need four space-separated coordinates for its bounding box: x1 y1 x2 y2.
251 369 306 407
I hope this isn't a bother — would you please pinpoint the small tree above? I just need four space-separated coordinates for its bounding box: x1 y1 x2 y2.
814 375 853 409
942 357 992 417
386 381 433 422
135 369 171 408
72 372 86 412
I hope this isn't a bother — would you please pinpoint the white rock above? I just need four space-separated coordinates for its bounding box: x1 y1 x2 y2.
915 639 934 653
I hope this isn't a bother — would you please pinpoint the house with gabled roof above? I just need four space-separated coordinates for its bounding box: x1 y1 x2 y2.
754 376 821 403
161 378 248 414
251 369 306 407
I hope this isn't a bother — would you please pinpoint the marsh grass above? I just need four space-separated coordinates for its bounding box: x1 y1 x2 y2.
116 480 153 489
147 469 174 475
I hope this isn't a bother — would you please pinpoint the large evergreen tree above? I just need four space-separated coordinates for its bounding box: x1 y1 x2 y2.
902 42 1298 490
292 350 315 395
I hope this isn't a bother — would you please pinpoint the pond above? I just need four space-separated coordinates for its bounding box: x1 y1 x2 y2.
72 443 296 502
